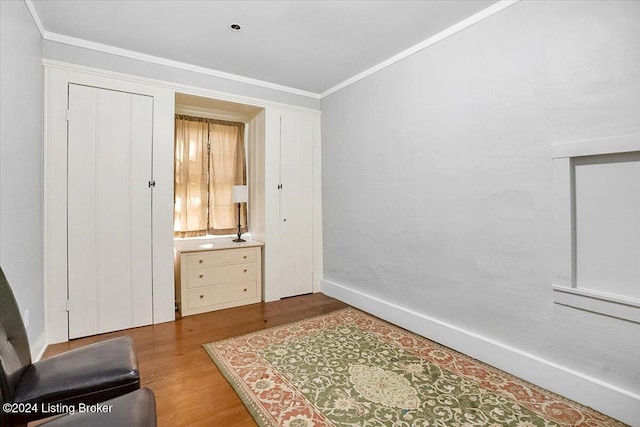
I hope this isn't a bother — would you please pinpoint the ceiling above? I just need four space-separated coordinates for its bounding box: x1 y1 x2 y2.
31 0 498 96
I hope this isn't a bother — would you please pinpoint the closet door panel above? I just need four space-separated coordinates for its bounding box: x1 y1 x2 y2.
129 94 154 328
67 84 153 339
67 85 98 338
279 112 314 298
294 116 314 293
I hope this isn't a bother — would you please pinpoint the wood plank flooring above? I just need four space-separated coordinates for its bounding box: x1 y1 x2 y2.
40 293 348 427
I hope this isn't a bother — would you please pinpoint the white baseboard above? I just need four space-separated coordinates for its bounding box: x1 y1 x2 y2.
321 278 640 425
30 330 48 362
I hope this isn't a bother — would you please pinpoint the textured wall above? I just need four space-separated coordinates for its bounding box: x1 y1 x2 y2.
0 0 45 355
322 0 640 394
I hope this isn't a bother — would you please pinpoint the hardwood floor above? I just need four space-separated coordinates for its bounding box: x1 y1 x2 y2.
40 293 348 427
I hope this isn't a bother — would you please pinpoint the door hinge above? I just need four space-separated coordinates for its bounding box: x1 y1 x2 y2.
277 184 283 190
65 110 71 121
64 300 73 312
148 180 156 188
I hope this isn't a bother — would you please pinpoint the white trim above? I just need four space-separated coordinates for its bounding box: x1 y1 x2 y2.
320 0 521 98
551 133 640 324
42 59 321 116
42 32 321 100
552 133 640 159
175 104 250 123
553 286 640 324
23 0 45 38
553 285 640 308
321 279 640 425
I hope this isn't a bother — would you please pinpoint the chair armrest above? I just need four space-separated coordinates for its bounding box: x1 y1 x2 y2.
14 336 140 407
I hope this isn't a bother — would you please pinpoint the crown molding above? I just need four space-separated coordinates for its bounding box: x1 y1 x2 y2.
27 0 519 101
24 0 45 38
321 0 521 98
41 31 322 99
42 59 322 116
25 0 319 99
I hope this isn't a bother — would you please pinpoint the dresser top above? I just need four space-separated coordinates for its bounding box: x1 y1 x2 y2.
174 237 264 254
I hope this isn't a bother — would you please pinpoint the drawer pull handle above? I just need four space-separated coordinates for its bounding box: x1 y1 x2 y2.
199 294 204 299
243 288 247 292
243 269 248 273
199 274 203 279
243 255 247 259
198 259 203 264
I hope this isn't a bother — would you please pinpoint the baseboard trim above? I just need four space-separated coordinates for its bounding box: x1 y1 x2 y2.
31 331 48 362
321 279 640 425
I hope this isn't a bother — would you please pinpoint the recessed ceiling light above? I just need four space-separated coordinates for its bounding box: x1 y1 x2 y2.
230 23 242 31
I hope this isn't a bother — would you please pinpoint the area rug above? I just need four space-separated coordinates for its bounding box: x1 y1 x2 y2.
203 308 624 427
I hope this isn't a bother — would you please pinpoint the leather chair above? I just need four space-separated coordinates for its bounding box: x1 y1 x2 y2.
40 388 157 427
0 267 141 426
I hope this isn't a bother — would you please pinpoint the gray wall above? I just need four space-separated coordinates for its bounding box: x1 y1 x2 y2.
0 0 45 354
322 0 640 394
43 41 321 110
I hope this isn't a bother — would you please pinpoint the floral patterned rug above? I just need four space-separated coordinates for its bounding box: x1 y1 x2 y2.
203 308 624 427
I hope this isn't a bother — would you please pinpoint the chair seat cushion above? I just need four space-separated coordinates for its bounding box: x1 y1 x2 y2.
41 387 156 427
13 336 140 412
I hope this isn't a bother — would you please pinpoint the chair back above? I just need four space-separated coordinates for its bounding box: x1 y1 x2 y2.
0 267 32 406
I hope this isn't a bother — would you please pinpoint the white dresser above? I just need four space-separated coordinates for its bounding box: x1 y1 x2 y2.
174 239 264 316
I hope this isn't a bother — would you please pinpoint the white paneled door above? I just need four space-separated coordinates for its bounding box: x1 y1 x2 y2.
278 112 315 298
67 84 154 339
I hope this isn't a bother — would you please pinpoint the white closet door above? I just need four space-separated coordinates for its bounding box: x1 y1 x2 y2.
279 112 314 298
67 84 154 339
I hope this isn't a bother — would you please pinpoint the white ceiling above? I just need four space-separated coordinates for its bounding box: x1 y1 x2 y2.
31 0 499 96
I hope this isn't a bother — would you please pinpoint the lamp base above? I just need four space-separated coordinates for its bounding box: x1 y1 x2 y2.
233 202 245 243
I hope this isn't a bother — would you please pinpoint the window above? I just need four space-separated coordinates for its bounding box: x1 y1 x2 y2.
551 133 640 323
174 115 247 237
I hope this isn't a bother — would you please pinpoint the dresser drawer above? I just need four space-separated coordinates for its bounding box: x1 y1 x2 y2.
186 263 257 289
187 281 257 309
185 248 256 269
175 241 263 316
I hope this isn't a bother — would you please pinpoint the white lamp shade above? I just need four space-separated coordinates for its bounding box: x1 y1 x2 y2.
231 185 248 203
